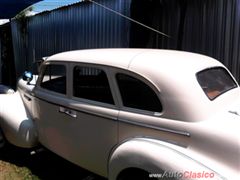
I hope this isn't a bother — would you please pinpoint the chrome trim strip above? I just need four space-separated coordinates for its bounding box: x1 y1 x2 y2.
229 110 240 116
119 118 191 137
76 108 118 121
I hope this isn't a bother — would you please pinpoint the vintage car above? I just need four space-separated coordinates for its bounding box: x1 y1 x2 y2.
0 49 239 180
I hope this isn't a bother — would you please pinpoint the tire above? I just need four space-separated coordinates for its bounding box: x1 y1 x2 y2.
117 168 158 180
0 128 6 149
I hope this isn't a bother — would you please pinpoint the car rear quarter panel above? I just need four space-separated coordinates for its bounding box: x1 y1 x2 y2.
108 138 226 180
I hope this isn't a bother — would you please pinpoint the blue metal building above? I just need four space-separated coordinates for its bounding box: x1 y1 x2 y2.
10 0 240 82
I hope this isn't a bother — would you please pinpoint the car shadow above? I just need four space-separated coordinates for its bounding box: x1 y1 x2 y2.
0 144 106 180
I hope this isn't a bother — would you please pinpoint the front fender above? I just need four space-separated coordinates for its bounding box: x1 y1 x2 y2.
108 138 226 180
0 91 38 148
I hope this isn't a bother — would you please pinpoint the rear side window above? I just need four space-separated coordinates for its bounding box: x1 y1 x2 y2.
116 73 162 112
197 67 237 100
73 66 114 105
40 64 66 94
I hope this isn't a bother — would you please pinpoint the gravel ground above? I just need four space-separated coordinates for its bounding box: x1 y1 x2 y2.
0 144 106 180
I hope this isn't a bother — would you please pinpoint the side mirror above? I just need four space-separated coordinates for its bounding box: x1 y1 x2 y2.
22 71 33 84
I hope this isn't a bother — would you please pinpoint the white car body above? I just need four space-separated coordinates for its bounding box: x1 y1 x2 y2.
0 49 239 180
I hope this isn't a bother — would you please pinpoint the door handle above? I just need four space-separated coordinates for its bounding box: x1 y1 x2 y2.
24 94 32 101
59 107 77 118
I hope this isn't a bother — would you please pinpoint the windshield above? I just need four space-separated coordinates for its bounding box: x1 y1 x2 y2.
197 67 238 100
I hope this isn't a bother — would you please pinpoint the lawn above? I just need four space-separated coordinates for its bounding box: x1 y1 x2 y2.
0 160 39 180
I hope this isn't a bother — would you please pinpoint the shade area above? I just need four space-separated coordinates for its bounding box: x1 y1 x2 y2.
0 0 41 18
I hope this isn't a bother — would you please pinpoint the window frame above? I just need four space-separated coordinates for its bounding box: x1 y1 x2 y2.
37 62 69 97
70 63 118 108
113 69 163 116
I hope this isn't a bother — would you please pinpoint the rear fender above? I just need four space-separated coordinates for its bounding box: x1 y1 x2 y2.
108 138 225 180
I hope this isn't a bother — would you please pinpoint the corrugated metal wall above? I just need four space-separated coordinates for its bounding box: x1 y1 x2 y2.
11 0 240 82
182 0 240 82
130 0 240 82
11 0 131 77
0 32 2 82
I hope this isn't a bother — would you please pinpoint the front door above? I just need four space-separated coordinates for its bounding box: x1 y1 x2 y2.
33 63 118 177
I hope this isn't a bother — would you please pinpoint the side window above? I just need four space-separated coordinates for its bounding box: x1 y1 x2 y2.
73 66 114 105
40 64 66 94
116 73 162 112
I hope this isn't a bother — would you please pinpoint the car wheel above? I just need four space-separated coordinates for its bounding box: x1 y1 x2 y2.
117 168 158 180
0 128 6 149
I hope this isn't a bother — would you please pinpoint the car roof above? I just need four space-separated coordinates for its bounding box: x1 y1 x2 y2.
47 49 223 72
47 48 225 86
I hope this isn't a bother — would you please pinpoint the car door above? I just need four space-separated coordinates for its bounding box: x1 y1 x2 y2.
114 72 164 139
33 62 119 177
114 72 189 145
33 62 71 153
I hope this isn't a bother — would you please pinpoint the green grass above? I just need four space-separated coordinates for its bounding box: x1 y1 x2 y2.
0 160 39 180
